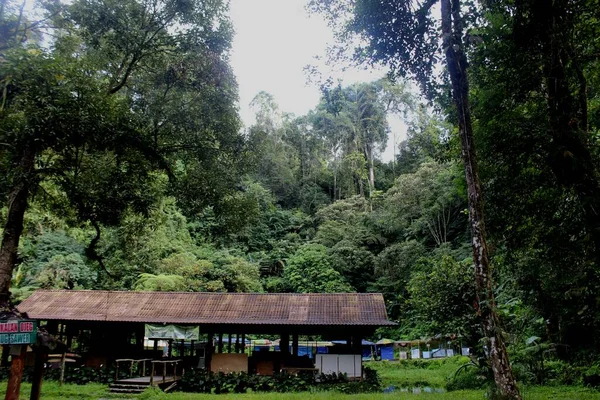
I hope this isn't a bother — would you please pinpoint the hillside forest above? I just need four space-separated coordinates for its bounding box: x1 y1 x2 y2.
1 0 600 397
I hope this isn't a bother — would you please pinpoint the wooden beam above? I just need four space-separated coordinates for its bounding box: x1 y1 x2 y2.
292 333 299 356
281 333 289 356
206 332 214 371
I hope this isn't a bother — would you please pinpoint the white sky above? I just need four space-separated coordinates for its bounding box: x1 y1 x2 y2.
228 0 406 162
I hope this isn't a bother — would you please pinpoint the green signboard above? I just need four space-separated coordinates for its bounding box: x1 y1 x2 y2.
0 320 37 345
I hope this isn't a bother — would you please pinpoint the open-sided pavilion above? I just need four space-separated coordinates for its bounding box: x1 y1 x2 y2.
17 290 394 382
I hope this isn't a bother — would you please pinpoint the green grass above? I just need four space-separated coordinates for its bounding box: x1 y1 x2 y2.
3 359 600 399
365 357 470 388
2 382 600 399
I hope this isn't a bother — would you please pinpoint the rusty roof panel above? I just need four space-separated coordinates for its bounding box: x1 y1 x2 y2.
17 290 395 326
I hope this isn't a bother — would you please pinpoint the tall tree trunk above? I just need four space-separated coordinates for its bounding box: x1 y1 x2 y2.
441 0 521 398
539 0 600 263
0 142 35 305
365 145 375 196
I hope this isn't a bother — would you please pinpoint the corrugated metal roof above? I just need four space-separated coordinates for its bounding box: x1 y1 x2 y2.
17 290 395 326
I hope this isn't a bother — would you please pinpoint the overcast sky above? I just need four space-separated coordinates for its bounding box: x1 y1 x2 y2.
228 0 405 162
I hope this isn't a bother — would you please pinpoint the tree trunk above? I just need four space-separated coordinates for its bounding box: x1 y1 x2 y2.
441 0 521 398
539 1 600 263
0 142 35 305
365 145 375 196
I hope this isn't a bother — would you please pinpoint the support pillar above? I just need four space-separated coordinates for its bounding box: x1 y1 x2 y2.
30 347 48 400
5 345 26 400
280 333 289 356
351 336 362 354
292 333 299 356
227 333 232 353
206 332 214 371
135 325 144 354
235 335 240 353
241 333 246 355
218 333 223 354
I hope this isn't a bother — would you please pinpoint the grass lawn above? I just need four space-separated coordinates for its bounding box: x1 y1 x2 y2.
2 382 600 399
2 358 600 399
364 358 467 388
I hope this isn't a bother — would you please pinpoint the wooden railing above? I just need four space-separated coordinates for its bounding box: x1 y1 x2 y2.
114 358 152 381
150 359 182 386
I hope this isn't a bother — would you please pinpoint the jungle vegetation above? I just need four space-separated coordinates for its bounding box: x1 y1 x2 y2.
2 0 600 397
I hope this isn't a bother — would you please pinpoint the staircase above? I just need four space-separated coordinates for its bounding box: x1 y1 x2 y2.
108 382 149 394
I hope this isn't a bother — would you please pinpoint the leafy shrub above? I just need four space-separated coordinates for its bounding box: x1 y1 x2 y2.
583 364 600 388
0 364 132 385
178 368 380 394
445 363 488 391
0 363 381 394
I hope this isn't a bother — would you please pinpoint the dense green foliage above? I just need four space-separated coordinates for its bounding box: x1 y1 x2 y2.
3 0 600 394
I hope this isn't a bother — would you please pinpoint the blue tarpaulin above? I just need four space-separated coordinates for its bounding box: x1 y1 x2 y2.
298 346 313 358
331 340 376 346
380 344 394 360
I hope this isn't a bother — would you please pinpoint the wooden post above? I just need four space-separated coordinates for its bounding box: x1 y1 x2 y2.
292 333 299 356
218 333 223 354
227 333 232 353
168 340 173 358
59 352 66 386
136 325 144 354
191 340 195 357
206 332 214 371
5 345 26 400
241 333 246 355
235 335 240 353
30 347 48 400
281 333 289 356
351 336 362 354
150 362 155 386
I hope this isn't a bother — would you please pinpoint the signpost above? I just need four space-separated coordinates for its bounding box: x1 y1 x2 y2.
0 320 37 345
1 320 37 400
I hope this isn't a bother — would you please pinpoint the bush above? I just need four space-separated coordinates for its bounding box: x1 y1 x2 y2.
445 363 488 391
177 367 380 394
0 364 140 385
0 363 381 394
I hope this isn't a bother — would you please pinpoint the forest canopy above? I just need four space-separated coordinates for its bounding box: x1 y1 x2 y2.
2 0 600 397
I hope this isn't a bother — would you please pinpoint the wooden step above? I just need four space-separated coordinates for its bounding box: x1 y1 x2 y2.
109 383 148 394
